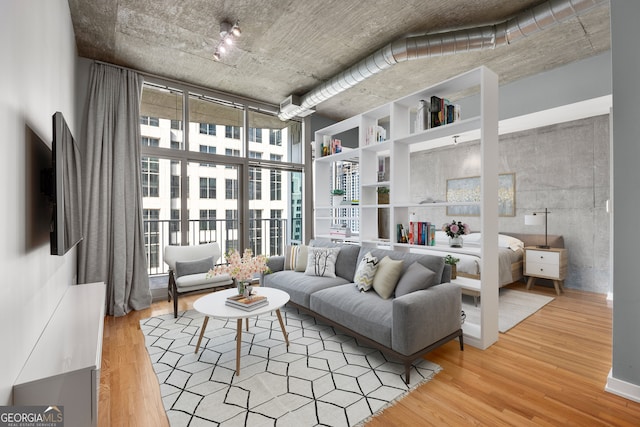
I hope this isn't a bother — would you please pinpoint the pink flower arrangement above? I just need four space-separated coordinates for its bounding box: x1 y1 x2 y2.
208 248 269 282
442 220 471 238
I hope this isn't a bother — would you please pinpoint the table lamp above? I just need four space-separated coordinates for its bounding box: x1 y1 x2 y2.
525 208 550 249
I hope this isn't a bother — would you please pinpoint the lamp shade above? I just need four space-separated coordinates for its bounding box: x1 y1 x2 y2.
525 214 544 226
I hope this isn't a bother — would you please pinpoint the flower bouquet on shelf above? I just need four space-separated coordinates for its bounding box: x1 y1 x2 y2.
442 220 470 248
208 249 269 296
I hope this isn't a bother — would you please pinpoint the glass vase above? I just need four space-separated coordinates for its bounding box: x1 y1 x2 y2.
237 280 246 295
449 236 463 248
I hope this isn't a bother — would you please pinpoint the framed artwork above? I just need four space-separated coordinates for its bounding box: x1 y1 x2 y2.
446 173 515 217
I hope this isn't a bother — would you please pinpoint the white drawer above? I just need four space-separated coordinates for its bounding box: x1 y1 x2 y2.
525 261 560 279
526 250 560 265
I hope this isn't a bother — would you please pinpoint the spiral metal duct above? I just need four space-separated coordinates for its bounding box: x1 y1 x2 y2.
279 0 607 120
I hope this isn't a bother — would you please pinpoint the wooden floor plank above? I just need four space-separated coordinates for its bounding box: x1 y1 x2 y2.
99 283 640 426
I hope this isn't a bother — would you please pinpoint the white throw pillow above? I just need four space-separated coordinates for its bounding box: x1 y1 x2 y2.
304 247 340 278
372 256 404 299
354 252 379 292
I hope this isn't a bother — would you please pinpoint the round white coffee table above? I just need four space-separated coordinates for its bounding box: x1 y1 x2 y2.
193 287 290 375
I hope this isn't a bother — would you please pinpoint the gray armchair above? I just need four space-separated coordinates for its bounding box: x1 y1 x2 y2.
164 243 233 317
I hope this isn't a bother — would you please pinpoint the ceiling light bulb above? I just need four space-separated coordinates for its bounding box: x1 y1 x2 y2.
232 24 241 37
219 45 226 53
213 51 221 61
225 37 233 46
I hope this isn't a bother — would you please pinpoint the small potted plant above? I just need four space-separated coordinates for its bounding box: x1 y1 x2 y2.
444 254 460 279
331 189 345 206
377 186 390 204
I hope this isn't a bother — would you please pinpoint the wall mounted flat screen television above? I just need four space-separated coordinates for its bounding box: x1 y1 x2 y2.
50 111 83 255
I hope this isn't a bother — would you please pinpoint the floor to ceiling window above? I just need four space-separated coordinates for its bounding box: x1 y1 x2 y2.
139 79 304 276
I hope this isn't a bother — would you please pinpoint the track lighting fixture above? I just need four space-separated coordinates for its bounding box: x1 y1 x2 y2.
213 20 241 61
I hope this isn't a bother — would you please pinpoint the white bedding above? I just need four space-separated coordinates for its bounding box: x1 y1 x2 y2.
412 232 525 286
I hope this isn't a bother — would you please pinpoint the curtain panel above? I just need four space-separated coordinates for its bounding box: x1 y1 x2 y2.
78 62 151 316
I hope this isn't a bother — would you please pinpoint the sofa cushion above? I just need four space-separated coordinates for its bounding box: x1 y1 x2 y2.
394 262 436 297
175 272 232 291
310 284 393 348
175 256 213 278
305 247 340 278
263 270 349 308
354 252 379 292
309 240 361 282
372 256 404 299
357 248 446 284
284 244 308 272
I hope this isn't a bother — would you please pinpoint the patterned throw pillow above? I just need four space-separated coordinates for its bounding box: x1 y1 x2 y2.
284 245 308 272
304 247 340 278
354 252 379 292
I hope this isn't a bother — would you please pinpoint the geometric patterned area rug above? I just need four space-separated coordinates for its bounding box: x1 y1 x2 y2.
140 306 441 427
462 288 555 333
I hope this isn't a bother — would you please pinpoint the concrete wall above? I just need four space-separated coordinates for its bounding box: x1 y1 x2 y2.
409 114 610 294
0 0 79 404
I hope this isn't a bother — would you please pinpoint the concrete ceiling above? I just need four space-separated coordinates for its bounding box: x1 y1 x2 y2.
68 0 611 122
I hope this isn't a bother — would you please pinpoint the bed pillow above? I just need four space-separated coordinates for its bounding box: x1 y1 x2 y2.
304 247 340 278
394 262 436 297
175 256 214 278
372 256 404 299
284 244 308 272
498 234 525 251
354 252 379 292
462 232 482 245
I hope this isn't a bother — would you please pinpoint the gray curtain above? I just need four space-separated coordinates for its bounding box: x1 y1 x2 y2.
78 62 151 316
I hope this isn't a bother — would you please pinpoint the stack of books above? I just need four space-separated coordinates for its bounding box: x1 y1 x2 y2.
225 294 268 311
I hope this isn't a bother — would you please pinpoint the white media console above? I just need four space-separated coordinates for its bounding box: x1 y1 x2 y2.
13 282 106 427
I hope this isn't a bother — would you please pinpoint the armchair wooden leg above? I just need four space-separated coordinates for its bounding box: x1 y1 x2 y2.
173 292 179 318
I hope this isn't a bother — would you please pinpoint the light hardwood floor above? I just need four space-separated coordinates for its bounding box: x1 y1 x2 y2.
99 283 640 426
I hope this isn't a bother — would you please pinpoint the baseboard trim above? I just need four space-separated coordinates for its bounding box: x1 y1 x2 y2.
151 287 167 303
605 369 640 403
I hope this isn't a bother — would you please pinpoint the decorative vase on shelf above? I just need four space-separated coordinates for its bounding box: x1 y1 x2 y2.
449 236 463 248
451 264 457 279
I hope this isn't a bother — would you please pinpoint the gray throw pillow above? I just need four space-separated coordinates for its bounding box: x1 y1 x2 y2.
175 256 214 278
394 261 436 297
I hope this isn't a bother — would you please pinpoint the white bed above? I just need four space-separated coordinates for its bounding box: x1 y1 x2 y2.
412 232 525 286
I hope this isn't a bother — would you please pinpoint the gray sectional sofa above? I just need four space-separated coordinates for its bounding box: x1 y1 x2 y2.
262 239 463 383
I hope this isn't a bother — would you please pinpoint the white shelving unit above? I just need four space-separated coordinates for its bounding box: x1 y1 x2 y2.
313 66 499 349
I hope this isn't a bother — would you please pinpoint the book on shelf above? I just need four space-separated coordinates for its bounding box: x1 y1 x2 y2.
226 294 268 311
397 224 408 243
330 224 351 237
319 136 342 156
365 125 387 145
426 96 461 129
429 223 436 246
405 219 436 246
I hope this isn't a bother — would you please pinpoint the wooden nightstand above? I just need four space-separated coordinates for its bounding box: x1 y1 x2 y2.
523 247 567 295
